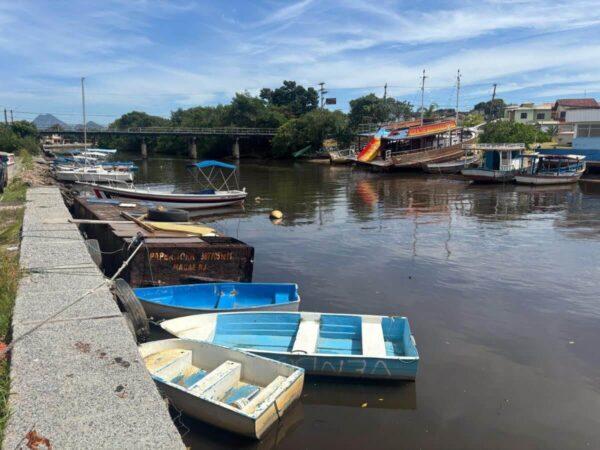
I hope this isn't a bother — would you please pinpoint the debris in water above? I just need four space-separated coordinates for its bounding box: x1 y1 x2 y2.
569 341 575 345
361 402 368 408
270 210 283 219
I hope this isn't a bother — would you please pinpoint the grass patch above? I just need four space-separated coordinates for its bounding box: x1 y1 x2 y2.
0 179 27 203
19 150 33 171
0 187 24 441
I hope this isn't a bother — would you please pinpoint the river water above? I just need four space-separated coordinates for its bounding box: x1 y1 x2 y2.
134 156 600 449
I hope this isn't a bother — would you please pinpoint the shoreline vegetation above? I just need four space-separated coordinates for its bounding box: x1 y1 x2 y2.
32 81 550 158
0 151 40 441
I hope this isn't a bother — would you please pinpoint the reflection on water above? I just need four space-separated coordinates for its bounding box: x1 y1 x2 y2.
132 156 600 449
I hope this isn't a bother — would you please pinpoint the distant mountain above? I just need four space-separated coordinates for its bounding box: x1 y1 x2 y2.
32 114 106 131
33 113 68 130
73 121 106 131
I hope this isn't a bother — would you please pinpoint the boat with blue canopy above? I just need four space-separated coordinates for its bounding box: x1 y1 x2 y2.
161 311 419 380
80 160 247 209
515 154 586 185
461 143 526 182
134 282 300 320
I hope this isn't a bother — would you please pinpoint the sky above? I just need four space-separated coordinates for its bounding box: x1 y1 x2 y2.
1 0 600 125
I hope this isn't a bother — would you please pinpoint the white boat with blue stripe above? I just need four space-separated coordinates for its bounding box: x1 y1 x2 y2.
161 311 419 380
139 339 304 439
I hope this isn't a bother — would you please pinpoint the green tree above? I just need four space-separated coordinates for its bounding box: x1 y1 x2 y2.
349 94 412 128
110 111 170 129
10 121 38 138
479 121 550 147
272 109 350 158
462 112 485 127
473 99 506 120
260 81 319 117
226 92 286 128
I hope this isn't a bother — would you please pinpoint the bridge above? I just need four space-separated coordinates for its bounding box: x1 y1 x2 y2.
39 126 278 158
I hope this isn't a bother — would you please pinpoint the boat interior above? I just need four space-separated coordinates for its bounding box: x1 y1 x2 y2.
211 313 416 358
145 346 290 415
136 283 298 309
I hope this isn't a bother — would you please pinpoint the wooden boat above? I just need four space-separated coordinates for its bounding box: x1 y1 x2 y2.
161 311 419 380
515 154 586 185
461 143 526 183
81 160 247 210
134 282 301 320
422 154 480 173
54 166 134 183
139 339 304 439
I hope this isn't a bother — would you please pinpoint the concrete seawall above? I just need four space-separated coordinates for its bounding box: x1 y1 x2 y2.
3 187 184 448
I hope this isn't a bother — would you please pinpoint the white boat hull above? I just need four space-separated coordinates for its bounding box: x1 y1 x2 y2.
82 183 247 210
139 339 304 439
461 168 515 183
55 170 133 183
514 173 583 185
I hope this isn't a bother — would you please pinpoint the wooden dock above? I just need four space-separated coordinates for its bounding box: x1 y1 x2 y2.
71 197 254 287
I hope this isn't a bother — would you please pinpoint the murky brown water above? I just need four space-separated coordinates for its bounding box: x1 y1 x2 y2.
134 156 600 449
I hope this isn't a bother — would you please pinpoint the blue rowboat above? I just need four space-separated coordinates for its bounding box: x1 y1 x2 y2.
161 311 419 380
134 283 300 320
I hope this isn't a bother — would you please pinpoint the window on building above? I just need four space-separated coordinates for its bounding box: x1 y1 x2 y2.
536 113 545 120
560 111 566 119
520 112 528 119
590 125 600 137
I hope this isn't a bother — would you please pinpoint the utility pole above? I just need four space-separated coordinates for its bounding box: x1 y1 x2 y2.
420 69 427 126
490 83 497 120
455 69 461 124
81 77 87 150
3 109 7 125
318 82 327 108
10 109 13 124
383 83 388 100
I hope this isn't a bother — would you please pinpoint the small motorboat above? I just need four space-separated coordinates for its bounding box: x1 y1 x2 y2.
139 339 304 439
81 160 247 210
134 282 301 320
54 165 134 183
515 154 586 185
161 311 419 380
423 154 480 173
461 143 526 182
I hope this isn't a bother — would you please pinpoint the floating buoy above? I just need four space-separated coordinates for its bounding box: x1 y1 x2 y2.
255 196 262 203
270 210 283 220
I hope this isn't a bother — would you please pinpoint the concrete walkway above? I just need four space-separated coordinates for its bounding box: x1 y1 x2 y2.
3 187 184 449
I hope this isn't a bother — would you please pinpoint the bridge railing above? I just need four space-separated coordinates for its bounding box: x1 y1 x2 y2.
38 126 278 136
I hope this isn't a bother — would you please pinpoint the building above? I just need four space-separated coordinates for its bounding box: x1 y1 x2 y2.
540 108 600 167
504 103 557 130
552 98 599 121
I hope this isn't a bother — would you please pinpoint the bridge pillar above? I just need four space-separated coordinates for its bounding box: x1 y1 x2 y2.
141 138 147 159
188 137 197 159
232 138 240 159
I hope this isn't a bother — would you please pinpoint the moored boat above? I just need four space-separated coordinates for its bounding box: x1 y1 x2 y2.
422 153 480 173
161 311 419 380
514 154 586 185
54 166 134 183
80 160 247 210
139 339 304 439
134 282 301 320
461 143 526 183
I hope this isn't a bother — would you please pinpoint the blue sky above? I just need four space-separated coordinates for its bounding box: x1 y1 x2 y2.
1 0 600 124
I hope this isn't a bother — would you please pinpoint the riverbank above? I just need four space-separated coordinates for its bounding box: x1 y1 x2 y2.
0 157 184 447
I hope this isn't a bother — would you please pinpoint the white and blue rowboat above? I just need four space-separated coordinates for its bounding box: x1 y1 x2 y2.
161 312 419 380
134 283 301 320
139 339 304 439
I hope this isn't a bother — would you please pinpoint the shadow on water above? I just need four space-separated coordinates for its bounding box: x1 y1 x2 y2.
134 157 600 449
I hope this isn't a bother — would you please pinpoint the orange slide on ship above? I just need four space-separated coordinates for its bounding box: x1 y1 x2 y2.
357 128 390 162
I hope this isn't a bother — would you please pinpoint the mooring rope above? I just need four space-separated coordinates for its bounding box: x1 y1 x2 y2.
0 238 145 357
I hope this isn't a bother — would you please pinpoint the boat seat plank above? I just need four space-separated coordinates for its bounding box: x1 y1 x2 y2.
274 292 289 304
242 376 287 414
190 360 242 401
223 384 261 409
292 314 321 354
361 317 387 357
149 349 193 380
